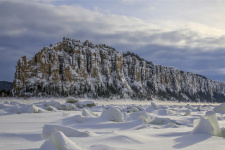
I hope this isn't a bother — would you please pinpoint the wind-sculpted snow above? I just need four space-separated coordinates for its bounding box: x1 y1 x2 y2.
0 98 225 149
13 38 225 102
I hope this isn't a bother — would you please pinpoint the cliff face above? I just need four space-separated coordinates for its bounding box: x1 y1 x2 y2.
13 38 225 102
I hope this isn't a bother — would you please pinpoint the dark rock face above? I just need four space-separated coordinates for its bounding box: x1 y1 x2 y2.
13 38 225 102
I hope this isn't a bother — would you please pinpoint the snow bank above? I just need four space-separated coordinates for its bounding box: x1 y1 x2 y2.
42 124 90 139
40 131 82 150
101 107 125 122
214 103 225 113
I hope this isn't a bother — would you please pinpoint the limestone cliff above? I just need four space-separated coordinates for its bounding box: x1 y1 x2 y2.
13 38 225 102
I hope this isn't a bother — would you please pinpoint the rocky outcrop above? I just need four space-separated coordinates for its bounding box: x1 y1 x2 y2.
13 38 225 102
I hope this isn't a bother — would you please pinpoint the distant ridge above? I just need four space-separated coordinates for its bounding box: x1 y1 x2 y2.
13 37 225 102
0 81 13 91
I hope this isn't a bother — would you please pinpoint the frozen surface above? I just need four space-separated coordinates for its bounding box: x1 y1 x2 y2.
0 98 224 150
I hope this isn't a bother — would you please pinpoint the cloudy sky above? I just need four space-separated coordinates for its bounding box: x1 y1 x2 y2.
1 0 225 82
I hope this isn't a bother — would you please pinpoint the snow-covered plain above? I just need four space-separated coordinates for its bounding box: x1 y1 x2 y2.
0 98 225 150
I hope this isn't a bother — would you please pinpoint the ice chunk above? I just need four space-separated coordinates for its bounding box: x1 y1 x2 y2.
10 101 21 105
46 106 58 112
4 101 9 104
183 109 191 116
128 111 150 122
101 107 125 122
74 115 89 123
82 108 98 117
148 117 180 126
157 109 172 116
125 106 140 113
192 111 221 136
40 131 82 150
76 100 96 108
205 111 221 136
192 116 214 135
151 102 158 110
42 124 90 139
66 97 78 103
221 128 225 137
18 104 40 113
43 100 61 110
61 103 76 111
197 105 203 111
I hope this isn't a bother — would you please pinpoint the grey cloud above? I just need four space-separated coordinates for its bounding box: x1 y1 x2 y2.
1 1 225 83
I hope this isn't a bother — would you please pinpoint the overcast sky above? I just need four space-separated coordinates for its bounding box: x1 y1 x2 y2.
1 0 225 82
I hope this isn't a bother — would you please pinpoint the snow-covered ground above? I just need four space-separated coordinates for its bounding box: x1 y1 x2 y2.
0 98 225 150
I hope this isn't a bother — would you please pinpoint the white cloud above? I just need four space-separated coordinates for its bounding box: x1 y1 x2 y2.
1 0 225 82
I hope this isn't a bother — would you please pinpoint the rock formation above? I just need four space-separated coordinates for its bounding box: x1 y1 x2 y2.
13 38 225 102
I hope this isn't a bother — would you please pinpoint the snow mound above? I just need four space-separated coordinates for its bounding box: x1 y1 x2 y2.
101 107 125 122
66 97 78 103
74 115 89 123
214 103 225 113
10 101 21 106
183 109 191 116
46 106 58 112
82 108 99 117
61 103 76 111
43 100 61 110
40 131 82 150
128 111 150 122
42 124 90 139
197 105 203 111
148 117 180 127
157 109 172 116
18 104 41 113
106 134 143 144
125 106 140 113
76 100 96 108
4 101 9 104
